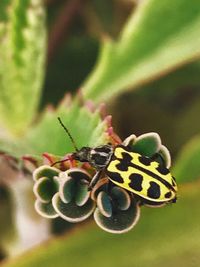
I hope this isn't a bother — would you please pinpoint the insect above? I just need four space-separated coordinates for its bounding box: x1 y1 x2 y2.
53 117 177 205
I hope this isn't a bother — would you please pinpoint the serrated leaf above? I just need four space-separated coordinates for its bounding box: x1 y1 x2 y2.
83 0 200 102
24 100 108 156
0 0 46 135
0 99 109 158
173 135 200 183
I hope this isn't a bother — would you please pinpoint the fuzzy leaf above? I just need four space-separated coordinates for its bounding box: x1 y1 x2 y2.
111 187 131 211
132 133 161 157
59 169 90 205
173 135 200 183
94 199 140 234
75 183 90 207
83 0 200 102
52 193 95 223
59 176 76 204
0 0 46 135
95 187 139 233
33 166 60 181
34 200 58 219
33 177 59 203
96 191 112 218
159 145 171 169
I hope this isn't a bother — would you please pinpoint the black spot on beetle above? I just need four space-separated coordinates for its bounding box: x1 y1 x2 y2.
106 171 124 183
116 161 129 171
172 176 176 186
147 181 161 199
114 150 133 162
121 152 133 162
156 164 169 175
115 152 133 171
128 173 143 191
165 191 172 198
138 156 151 166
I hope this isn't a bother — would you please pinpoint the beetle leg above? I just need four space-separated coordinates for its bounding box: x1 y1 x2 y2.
88 170 103 191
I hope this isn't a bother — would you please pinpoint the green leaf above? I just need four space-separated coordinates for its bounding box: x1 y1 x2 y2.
0 99 109 158
34 200 58 219
0 0 46 135
34 177 59 203
24 100 108 156
3 183 200 267
52 193 95 223
138 61 200 95
59 169 91 206
94 198 139 234
173 135 200 183
111 187 131 211
96 191 112 218
33 166 60 181
132 133 161 157
83 0 200 102
0 0 11 22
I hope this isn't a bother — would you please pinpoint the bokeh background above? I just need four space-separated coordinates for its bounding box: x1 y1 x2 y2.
1 0 200 266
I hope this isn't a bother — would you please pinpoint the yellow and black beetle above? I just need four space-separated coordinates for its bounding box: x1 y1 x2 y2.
54 118 177 206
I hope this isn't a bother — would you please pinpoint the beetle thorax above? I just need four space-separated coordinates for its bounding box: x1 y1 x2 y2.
89 145 113 169
73 144 113 169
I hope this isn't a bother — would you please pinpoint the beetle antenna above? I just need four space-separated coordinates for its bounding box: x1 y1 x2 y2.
57 117 79 151
51 158 70 167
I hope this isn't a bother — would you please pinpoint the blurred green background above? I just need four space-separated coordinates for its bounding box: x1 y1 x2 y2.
1 0 200 266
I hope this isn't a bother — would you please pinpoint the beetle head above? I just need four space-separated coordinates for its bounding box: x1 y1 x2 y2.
72 147 91 162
